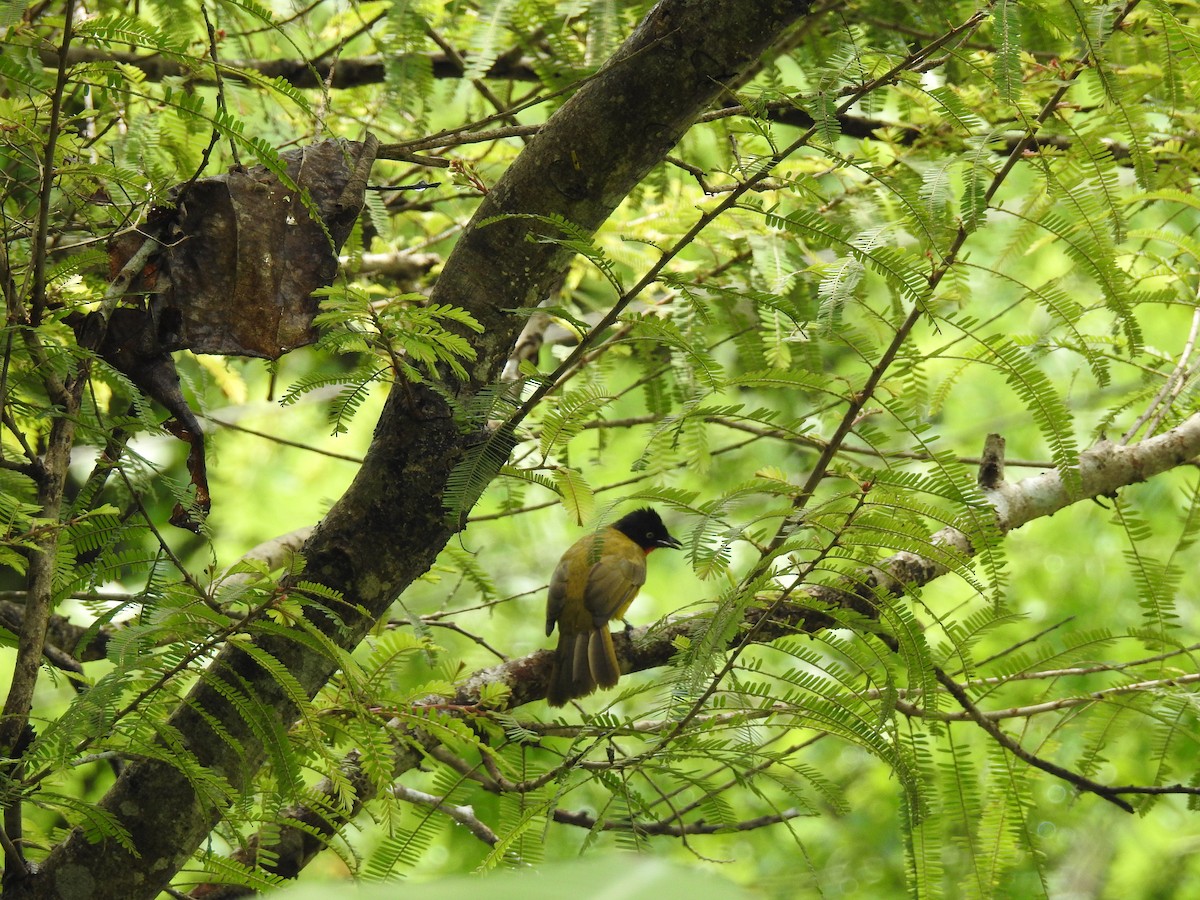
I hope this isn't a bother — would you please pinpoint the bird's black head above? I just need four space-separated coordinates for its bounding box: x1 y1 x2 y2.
613 507 683 552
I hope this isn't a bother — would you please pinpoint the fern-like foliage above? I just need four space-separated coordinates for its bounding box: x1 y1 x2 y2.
5 0 1200 896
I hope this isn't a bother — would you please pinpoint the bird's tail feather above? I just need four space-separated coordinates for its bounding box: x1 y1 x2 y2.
546 628 620 706
588 628 620 689
547 633 591 706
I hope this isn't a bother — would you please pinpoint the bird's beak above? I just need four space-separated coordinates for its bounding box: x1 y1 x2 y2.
659 534 683 550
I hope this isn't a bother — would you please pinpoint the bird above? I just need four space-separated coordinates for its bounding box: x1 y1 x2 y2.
545 507 682 706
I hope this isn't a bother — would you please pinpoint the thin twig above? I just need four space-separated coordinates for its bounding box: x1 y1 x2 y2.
427 27 527 139
202 5 239 169
1122 300 1200 443
933 666 1134 813
203 414 363 463
552 804 804 836
899 671 1200 722
26 0 77 326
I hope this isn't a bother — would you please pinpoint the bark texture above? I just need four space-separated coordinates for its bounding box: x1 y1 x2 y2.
15 2 810 897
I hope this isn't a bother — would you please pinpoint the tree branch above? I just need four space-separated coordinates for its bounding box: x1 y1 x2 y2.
389 785 499 846
38 48 541 88
932 666 1134 813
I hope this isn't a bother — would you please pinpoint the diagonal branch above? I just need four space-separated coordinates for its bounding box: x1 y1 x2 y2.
932 666 1134 813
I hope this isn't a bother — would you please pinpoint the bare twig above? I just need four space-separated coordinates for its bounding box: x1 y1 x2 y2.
898 672 1200 722
933 666 1134 813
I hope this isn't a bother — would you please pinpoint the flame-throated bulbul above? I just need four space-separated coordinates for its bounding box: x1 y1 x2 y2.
545 507 682 706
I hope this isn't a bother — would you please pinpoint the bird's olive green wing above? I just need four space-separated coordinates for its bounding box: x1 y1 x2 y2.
583 551 646 627
545 554 572 636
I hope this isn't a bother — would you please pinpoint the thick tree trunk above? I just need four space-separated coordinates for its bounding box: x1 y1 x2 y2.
16 2 809 897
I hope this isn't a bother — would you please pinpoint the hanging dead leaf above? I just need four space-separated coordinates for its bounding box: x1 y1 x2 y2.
75 135 379 530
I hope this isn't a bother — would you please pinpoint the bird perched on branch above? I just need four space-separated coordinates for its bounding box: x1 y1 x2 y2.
545 507 682 707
